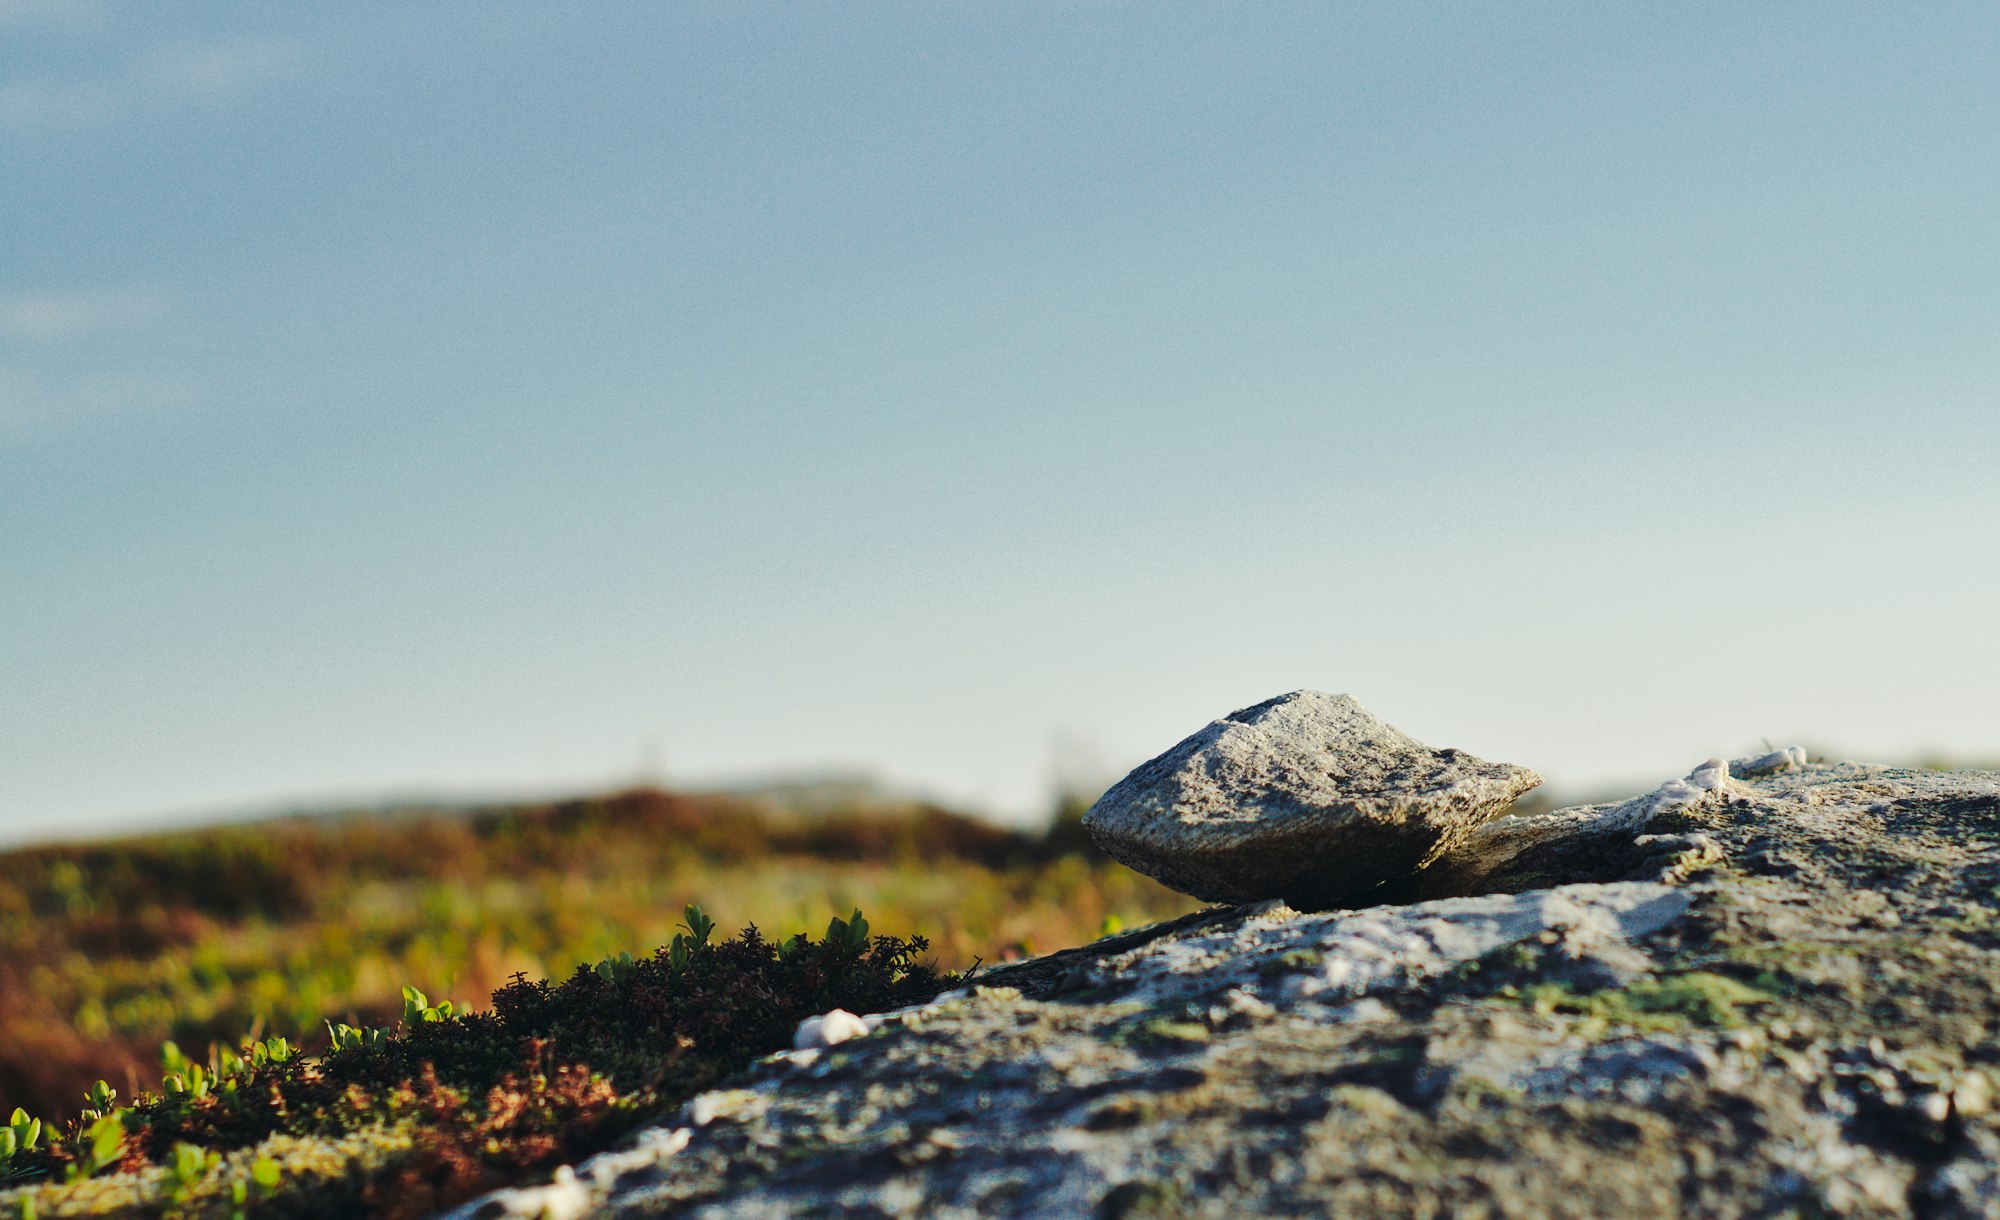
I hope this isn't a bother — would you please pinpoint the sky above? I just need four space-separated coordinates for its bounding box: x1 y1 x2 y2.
4 2 1998 845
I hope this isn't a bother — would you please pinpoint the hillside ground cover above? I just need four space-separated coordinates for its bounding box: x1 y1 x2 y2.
0 788 1198 1128
1 901 966 1217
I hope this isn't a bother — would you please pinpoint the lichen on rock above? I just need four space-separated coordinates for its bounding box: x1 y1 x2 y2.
438 758 2000 1219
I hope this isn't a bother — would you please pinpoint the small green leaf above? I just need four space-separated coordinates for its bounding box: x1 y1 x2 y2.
0 1129 17 1160
5 1109 37 1154
172 1141 204 1183
250 1155 281 1190
87 1113 123 1170
401 985 429 1025
682 904 715 945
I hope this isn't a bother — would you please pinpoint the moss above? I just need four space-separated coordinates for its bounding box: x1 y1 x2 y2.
1443 938 1554 996
1645 805 1731 835
1259 948 1324 978
1096 1178 1183 1218
1719 941 1864 1003
1524 972 1775 1036
1108 1013 1212 1051
1443 1075 1524 1111
1135 1019 1210 1047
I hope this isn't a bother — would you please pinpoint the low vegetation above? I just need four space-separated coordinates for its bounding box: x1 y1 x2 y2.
3 905 952 1217
0 785 1201 1216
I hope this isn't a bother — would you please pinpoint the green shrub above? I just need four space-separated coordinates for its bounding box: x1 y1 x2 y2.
3 906 954 1218
0 783 1197 1131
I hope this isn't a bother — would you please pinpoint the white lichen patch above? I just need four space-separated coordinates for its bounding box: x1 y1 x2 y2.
1080 882 1690 1010
438 1127 694 1220
1736 745 1809 777
1517 1036 1733 1105
794 1008 870 1050
1650 757 1739 811
479 1165 592 1220
684 1088 765 1128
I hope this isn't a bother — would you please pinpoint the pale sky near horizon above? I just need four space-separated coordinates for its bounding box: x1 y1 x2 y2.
5 3 1998 846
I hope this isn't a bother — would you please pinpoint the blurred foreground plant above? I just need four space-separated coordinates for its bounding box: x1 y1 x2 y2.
1 905 953 1219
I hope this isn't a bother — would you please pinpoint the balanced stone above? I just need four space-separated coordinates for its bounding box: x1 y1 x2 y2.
1083 691 1541 909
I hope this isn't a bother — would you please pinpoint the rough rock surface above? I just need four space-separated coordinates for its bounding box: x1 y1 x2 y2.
1418 748 1803 900
451 759 2000 1219
1081 691 1542 909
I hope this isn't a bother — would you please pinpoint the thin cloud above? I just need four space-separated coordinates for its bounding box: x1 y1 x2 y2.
0 290 159 343
0 292 198 438
0 362 200 437
0 77 116 130
1 34 294 132
147 36 295 102
0 0 100 28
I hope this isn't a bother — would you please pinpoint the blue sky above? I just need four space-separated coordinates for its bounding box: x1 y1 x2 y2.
4 2 1997 843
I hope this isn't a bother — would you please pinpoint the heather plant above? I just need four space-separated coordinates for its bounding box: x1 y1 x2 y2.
0 906 956 1218
0 785 1200 1126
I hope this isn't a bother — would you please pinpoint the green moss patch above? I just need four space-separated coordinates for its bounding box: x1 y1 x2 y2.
1523 972 1775 1036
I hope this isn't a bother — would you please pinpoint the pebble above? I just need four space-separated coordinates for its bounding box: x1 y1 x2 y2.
794 1008 870 1050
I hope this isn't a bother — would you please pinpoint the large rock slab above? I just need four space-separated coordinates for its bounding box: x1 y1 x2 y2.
1082 691 1542 909
441 761 2000 1220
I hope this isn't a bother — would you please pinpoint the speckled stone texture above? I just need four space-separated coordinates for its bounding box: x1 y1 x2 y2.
1082 691 1542 909
437 761 2000 1220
